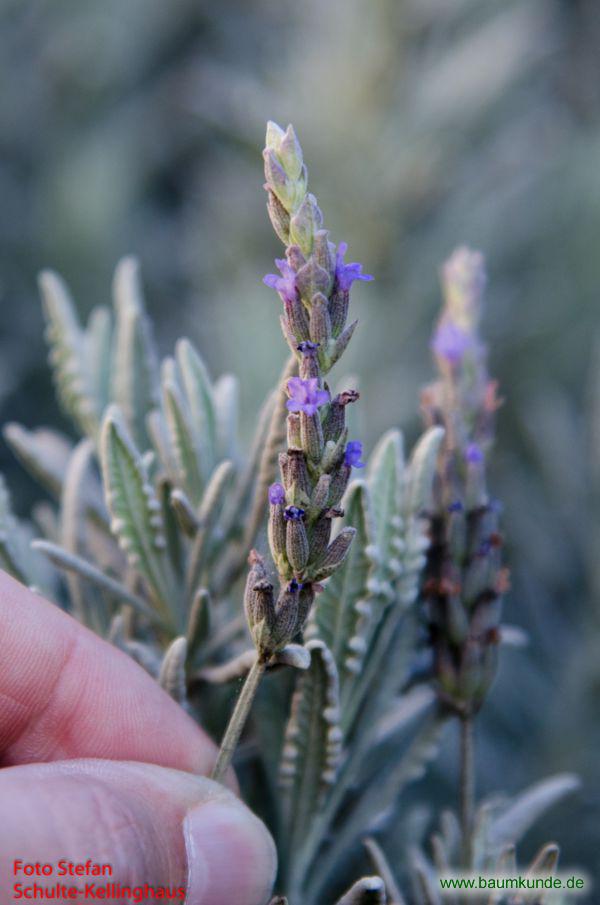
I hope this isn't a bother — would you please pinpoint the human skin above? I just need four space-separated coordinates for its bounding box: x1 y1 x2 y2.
0 571 276 905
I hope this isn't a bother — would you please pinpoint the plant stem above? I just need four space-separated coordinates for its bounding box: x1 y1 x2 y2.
459 714 475 870
211 655 267 784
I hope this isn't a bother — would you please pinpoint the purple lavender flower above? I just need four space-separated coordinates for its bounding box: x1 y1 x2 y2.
269 482 286 505
297 340 320 355
465 442 484 464
284 505 305 521
286 377 329 416
335 242 374 292
263 258 298 303
431 320 472 364
345 440 366 469
288 578 304 592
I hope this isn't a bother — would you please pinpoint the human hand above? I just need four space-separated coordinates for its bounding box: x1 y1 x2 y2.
0 571 276 905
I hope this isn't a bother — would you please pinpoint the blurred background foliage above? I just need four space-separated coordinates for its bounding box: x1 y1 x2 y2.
1 0 599 889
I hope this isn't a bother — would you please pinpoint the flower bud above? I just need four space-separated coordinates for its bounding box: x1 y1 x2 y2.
328 463 351 509
326 319 358 371
272 581 301 648
328 288 349 338
263 148 294 209
296 258 332 303
279 124 304 180
244 552 276 652
267 190 290 244
309 513 332 561
286 515 310 573
313 230 334 280
301 410 324 463
310 473 331 513
287 448 312 497
283 295 310 345
311 527 356 581
287 412 302 448
309 293 332 346
290 194 322 256
265 120 286 153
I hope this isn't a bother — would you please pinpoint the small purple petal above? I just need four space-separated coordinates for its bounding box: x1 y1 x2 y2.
269 482 286 505
263 258 298 303
286 377 330 416
345 440 366 469
284 505 305 521
335 242 374 292
465 442 484 464
431 320 472 364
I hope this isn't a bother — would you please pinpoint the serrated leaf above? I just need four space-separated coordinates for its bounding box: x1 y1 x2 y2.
159 636 188 703
111 257 159 450
60 438 109 632
310 482 374 706
486 774 580 850
186 459 235 596
100 406 181 628
176 338 217 473
85 305 113 416
368 429 405 587
3 423 73 499
162 373 204 505
213 373 239 462
280 640 342 854
405 426 444 516
39 270 101 437
0 475 52 589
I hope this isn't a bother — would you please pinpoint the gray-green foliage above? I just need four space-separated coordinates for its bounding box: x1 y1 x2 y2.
0 206 580 905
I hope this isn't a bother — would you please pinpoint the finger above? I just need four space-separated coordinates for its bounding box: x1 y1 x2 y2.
0 571 220 776
0 759 275 905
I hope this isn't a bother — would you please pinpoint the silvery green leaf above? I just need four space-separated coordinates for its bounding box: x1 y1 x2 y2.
170 489 200 537
486 774 580 850
335 876 386 905
408 848 442 905
111 257 160 451
162 374 204 505
4 423 73 499
60 438 108 632
280 640 342 853
309 482 375 708
39 270 101 437
176 338 217 474
213 373 239 462
0 475 53 590
186 459 235 596
405 426 444 516
85 305 113 416
528 842 560 875
368 429 405 588
32 539 159 625
364 837 407 905
186 588 210 662
159 636 188 704
100 406 181 628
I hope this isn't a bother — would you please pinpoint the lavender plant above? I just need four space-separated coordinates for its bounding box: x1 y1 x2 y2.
0 124 580 904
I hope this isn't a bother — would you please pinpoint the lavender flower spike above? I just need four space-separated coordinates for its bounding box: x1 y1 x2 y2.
263 258 298 304
335 242 374 292
431 319 472 365
286 376 329 416
345 440 366 469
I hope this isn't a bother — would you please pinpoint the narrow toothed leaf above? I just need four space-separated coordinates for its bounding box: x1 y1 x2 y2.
213 373 240 462
280 640 342 852
162 375 204 506
111 257 160 450
405 426 444 517
368 429 405 590
487 774 580 849
39 270 101 437
3 423 73 500
100 406 180 627
159 636 188 704
186 459 235 596
309 482 375 706
176 338 217 473
0 476 53 590
85 305 113 416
